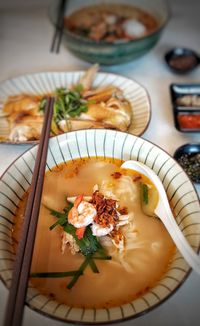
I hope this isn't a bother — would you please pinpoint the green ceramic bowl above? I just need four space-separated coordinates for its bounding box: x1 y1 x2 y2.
49 0 170 65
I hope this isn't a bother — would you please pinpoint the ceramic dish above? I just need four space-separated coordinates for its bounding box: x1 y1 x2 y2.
170 84 200 132
174 143 200 184
49 0 170 65
0 129 200 324
0 71 151 144
165 48 200 74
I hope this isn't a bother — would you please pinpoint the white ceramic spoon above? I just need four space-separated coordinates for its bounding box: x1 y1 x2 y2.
121 160 200 275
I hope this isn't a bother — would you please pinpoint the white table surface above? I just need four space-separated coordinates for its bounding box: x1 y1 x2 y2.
0 0 200 325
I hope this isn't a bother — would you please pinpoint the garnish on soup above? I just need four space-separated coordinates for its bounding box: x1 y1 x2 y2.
32 188 130 289
13 158 175 309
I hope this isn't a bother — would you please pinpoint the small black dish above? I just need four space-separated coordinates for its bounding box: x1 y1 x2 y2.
165 47 200 74
170 84 200 132
174 143 200 184
170 84 200 107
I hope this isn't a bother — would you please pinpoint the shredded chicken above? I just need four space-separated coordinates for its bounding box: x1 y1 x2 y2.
2 65 132 142
61 231 79 255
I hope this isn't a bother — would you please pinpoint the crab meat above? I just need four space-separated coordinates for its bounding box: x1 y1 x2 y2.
112 236 125 252
61 231 79 255
91 223 114 237
117 214 130 227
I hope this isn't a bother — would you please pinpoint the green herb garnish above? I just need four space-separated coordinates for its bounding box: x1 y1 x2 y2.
49 205 102 256
31 270 80 278
66 256 90 289
92 255 112 260
53 87 88 121
141 183 149 205
39 86 89 134
49 202 73 230
32 202 112 289
30 252 110 289
88 257 99 273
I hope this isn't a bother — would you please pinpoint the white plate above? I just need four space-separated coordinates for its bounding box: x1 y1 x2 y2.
0 71 151 143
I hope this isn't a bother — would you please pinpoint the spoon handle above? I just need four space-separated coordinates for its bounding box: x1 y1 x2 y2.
156 202 200 274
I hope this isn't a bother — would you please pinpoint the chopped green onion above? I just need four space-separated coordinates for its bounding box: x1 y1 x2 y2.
48 204 102 256
63 223 102 256
88 257 99 273
39 201 112 289
31 253 111 289
66 256 90 289
49 217 67 230
30 270 80 278
48 202 73 230
92 255 112 260
39 87 89 125
141 183 148 205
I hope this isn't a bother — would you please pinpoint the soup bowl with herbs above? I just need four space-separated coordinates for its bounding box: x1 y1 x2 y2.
49 0 170 65
0 130 200 324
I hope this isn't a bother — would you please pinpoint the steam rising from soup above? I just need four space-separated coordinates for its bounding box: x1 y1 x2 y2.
13 157 175 309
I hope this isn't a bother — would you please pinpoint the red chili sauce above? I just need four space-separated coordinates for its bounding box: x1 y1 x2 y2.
178 114 200 129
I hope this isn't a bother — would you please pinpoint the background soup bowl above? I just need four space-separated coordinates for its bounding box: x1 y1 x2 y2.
0 129 200 324
49 0 170 65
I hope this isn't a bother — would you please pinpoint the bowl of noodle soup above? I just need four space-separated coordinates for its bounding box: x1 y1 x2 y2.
0 129 200 324
49 0 170 65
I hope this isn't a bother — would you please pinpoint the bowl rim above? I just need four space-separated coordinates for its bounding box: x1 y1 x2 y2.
48 0 171 47
1 129 199 324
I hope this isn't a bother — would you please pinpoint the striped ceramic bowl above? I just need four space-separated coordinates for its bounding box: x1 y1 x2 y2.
0 71 151 143
0 129 200 324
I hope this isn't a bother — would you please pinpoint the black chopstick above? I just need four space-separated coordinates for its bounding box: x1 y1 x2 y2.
50 0 67 53
4 97 54 326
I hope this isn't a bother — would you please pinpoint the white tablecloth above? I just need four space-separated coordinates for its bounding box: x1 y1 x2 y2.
0 0 200 325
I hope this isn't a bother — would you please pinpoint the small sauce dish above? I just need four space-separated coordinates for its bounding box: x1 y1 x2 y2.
170 84 200 132
174 143 200 184
165 47 200 74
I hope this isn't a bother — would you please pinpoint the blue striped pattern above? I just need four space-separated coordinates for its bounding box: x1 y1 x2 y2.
0 130 199 324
